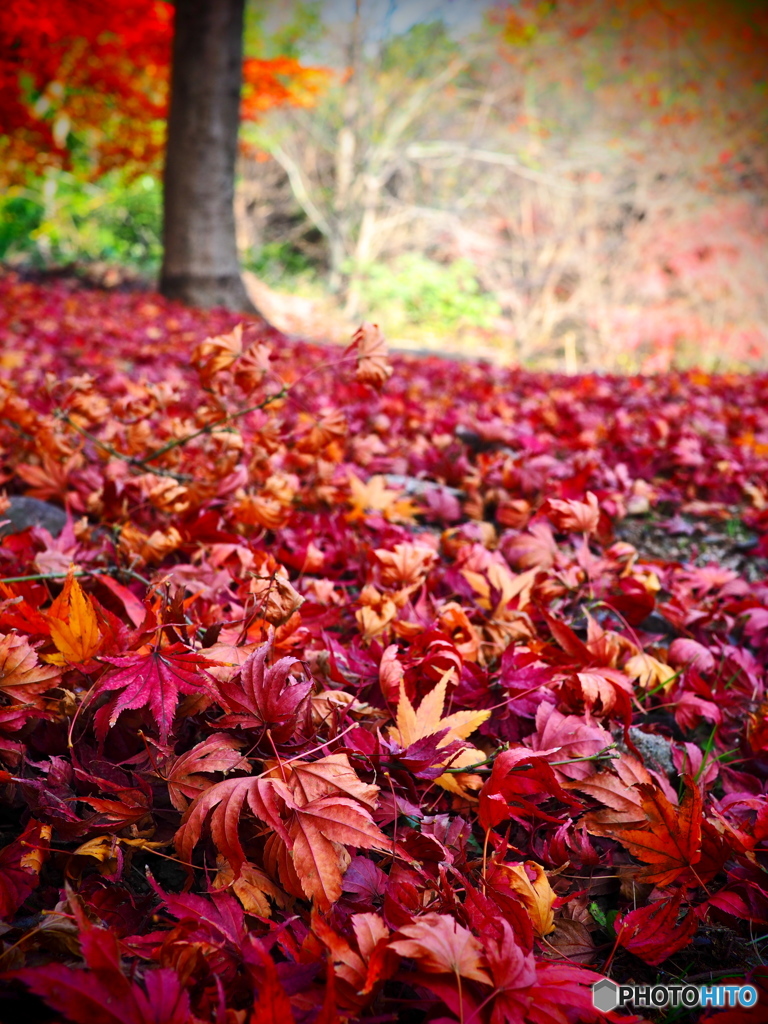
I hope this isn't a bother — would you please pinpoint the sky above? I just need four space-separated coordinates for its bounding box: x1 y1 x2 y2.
319 0 494 34
262 0 497 59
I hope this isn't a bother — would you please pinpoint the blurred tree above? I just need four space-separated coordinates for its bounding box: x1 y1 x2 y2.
0 0 328 309
160 0 252 310
248 7 485 315
478 0 768 368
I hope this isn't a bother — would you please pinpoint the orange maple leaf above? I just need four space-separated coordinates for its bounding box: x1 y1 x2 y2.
45 566 102 665
347 323 393 388
390 913 492 984
545 491 601 534
596 774 703 887
176 753 388 911
375 542 435 591
278 753 379 808
268 753 389 908
192 323 243 388
314 911 392 1008
0 632 60 705
279 792 389 909
159 734 248 812
569 754 654 829
213 856 289 919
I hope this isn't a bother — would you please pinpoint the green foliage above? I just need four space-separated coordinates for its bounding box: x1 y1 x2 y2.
356 254 501 332
379 20 460 78
245 1 323 60
244 241 316 286
0 170 162 271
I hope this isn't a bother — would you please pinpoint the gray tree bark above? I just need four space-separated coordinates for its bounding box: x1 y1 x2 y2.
160 0 256 312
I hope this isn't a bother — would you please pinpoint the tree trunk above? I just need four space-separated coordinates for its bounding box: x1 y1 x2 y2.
160 0 256 312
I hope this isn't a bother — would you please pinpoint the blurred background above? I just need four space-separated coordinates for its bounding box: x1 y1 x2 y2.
2 0 767 372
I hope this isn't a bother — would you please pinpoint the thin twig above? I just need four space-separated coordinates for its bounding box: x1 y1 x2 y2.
440 746 618 773
1 567 153 587
137 387 287 465
55 412 192 482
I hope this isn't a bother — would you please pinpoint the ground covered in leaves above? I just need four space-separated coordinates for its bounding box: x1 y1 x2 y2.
0 272 768 1023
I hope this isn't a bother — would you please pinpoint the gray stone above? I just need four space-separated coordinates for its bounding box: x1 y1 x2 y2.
621 727 675 778
0 496 68 538
384 474 463 498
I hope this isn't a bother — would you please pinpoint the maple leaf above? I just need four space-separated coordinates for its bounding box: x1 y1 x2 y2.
192 323 243 387
313 911 393 1011
347 322 393 388
462 561 538 617
527 705 613 781
277 790 390 909
149 877 248 949
567 754 653 829
159 733 249 812
92 644 218 744
381 730 465 780
45 565 102 665
390 912 492 984
175 774 290 871
615 890 698 965
0 631 60 705
0 820 51 919
387 676 491 795
482 919 536 1024
279 752 380 808
356 585 399 640
217 637 312 743
213 856 289 918
544 491 601 534
176 752 388 909
346 473 419 523
624 650 675 690
503 521 560 570
375 542 436 591
295 408 347 454
559 667 633 721
479 749 581 831
497 861 556 938
668 637 716 674
595 774 703 887
248 562 305 625
264 754 388 909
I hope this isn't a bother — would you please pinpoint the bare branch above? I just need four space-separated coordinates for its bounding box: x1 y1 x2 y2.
405 142 612 197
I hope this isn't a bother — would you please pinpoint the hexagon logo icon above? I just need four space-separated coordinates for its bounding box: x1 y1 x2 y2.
592 978 619 1012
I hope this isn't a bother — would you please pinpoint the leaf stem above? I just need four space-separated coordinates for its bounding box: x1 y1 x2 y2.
55 412 192 481
137 387 287 465
440 746 618 774
1 567 153 587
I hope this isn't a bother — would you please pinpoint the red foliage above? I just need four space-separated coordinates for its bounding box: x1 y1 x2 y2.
0 272 767 1019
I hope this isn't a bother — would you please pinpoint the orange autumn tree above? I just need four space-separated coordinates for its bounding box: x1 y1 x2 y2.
0 0 327 184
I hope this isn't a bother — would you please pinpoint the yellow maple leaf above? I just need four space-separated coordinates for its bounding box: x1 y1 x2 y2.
462 563 538 614
347 474 419 524
45 566 102 665
624 651 674 691
388 674 490 796
499 861 556 937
